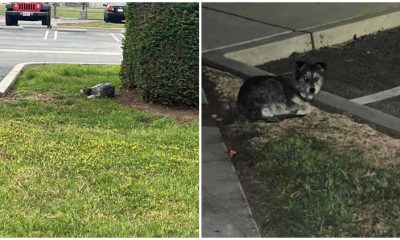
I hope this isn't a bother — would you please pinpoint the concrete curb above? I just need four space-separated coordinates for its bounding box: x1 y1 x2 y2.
202 103 262 237
225 32 312 67
0 25 23 30
19 25 50 29
55 27 87 32
314 91 400 138
0 62 120 97
219 7 400 66
202 55 400 138
311 8 400 49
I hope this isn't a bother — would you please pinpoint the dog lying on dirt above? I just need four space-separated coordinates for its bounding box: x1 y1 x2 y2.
81 83 115 99
237 61 326 121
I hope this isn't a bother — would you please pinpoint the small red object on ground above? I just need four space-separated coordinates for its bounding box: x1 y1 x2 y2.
228 148 237 158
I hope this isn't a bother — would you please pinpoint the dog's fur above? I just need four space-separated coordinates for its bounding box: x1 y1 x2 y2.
81 83 115 99
237 61 326 121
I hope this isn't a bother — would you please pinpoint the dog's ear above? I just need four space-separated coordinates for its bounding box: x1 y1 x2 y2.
295 61 308 70
315 62 327 73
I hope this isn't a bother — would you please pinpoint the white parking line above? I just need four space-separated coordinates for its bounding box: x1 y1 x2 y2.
0 49 121 56
119 33 125 39
110 33 121 43
351 86 400 105
54 31 58 40
44 30 49 40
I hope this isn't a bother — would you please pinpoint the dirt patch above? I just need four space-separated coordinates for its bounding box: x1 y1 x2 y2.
115 88 198 124
0 89 198 123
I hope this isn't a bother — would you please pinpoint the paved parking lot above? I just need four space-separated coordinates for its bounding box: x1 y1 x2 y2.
0 22 123 81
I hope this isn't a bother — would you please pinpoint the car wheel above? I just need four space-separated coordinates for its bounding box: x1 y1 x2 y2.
42 9 51 28
104 14 109 22
5 13 17 26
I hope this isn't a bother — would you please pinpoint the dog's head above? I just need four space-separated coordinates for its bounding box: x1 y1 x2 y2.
294 61 327 101
80 87 92 96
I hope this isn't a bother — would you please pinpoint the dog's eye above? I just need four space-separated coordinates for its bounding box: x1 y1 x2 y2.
314 77 319 81
303 77 310 82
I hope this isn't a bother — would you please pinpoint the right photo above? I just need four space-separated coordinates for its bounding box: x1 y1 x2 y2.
202 2 400 237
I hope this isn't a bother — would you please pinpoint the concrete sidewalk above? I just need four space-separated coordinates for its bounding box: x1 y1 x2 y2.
203 3 400 52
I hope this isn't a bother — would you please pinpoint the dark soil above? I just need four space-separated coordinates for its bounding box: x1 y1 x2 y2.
115 88 199 124
258 27 400 100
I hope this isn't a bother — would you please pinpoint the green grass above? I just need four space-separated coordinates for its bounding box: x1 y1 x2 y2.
57 21 125 29
240 127 400 237
0 64 199 237
53 6 104 20
0 4 5 16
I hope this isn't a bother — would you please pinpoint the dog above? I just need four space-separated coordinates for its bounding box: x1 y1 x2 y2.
237 61 326 121
80 83 115 99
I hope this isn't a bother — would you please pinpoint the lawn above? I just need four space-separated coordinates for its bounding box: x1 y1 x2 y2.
204 66 400 237
0 64 199 237
57 21 125 29
53 6 104 20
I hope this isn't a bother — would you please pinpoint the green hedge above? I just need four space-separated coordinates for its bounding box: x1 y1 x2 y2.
120 3 199 107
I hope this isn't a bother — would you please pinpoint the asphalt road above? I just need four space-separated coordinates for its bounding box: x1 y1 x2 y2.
0 22 123 81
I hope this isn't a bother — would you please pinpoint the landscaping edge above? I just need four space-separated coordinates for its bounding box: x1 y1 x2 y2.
202 55 400 138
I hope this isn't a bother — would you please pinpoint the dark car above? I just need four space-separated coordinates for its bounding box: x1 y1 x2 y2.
103 2 126 23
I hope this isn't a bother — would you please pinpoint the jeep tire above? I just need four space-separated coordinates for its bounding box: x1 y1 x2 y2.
5 13 17 26
42 9 51 28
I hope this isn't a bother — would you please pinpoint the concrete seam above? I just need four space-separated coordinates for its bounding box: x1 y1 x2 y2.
298 30 316 50
203 6 296 31
202 30 293 54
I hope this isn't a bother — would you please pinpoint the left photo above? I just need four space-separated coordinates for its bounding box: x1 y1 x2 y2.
0 2 199 237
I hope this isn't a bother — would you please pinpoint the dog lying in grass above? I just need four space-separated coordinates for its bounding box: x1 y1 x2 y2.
237 61 326 122
81 83 115 99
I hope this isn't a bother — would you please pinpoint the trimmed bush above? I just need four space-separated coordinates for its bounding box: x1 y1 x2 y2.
120 3 199 107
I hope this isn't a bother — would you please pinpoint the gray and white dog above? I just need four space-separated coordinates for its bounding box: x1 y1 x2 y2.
237 61 326 121
80 83 115 99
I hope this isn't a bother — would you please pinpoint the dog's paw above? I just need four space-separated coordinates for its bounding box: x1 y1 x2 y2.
296 106 312 115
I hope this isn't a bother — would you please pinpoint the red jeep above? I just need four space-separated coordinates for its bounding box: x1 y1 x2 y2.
5 2 51 27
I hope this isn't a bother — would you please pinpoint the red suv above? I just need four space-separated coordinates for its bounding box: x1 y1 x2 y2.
5 2 51 27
